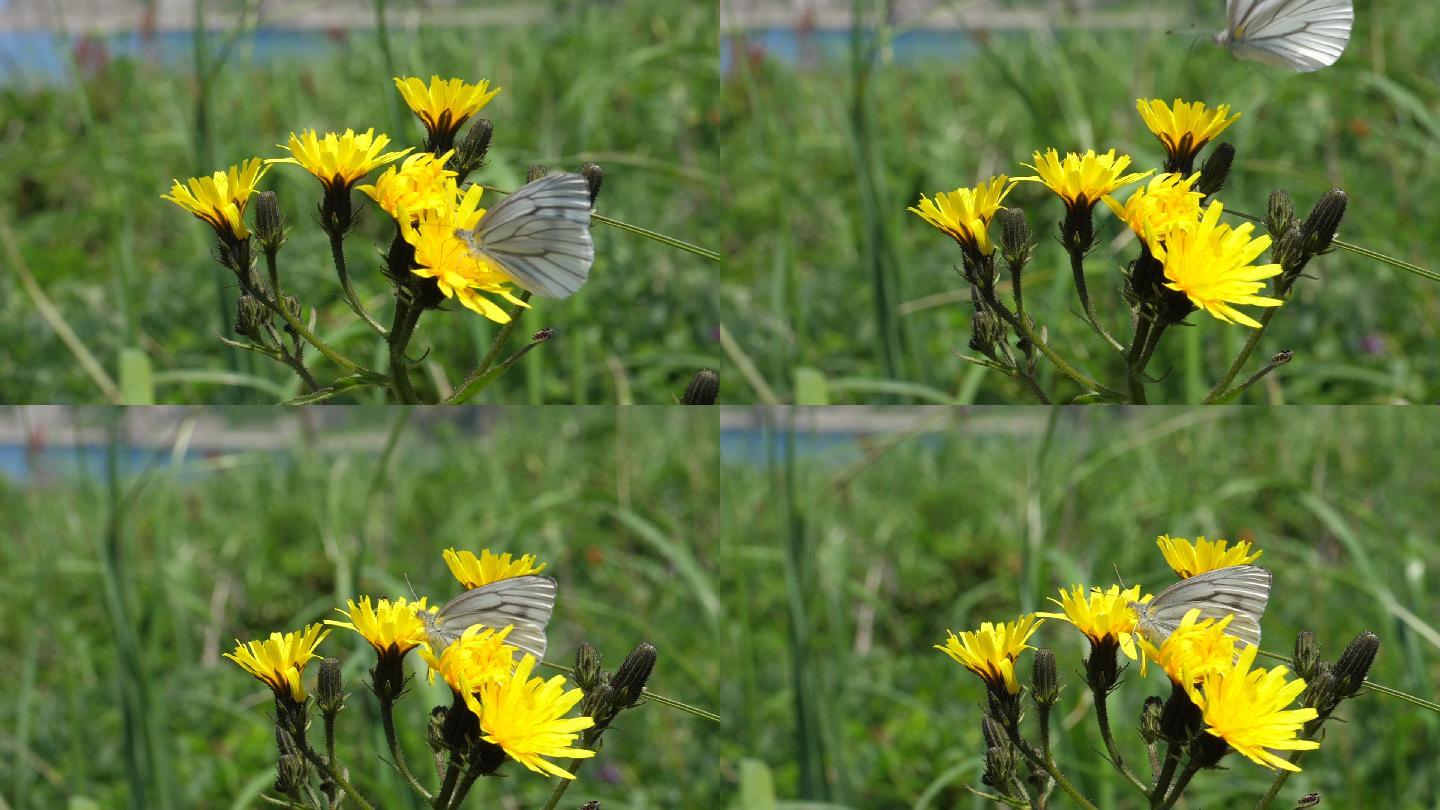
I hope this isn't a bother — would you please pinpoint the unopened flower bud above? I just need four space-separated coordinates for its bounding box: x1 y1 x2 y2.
612 642 658 709
580 678 615 722
426 705 449 755
254 191 286 254
1332 631 1379 699
234 294 267 338
1293 631 1322 680
1266 189 1295 236
454 118 494 176
580 161 605 207
1139 695 1164 744
1083 637 1120 694
283 295 302 322
1302 670 1339 716
316 657 345 715
981 715 1007 749
575 642 603 692
1190 730 1230 769
1031 648 1059 707
275 753 308 795
1195 143 1235 197
1160 682 1201 742
680 368 719 405
982 745 1017 789
527 164 549 183
969 311 1005 358
1300 188 1346 255
996 207 1032 269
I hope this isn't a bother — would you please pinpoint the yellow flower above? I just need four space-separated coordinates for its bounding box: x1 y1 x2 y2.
406 210 527 322
161 158 269 239
418 625 519 692
1021 148 1152 212
908 175 1016 256
224 624 330 701
394 75 501 142
269 128 411 192
443 548 548 590
1186 645 1319 771
1136 608 1239 684
326 596 433 659
935 615 1044 695
1102 172 1203 246
1147 202 1283 328
1137 98 1241 168
464 654 596 779
1039 584 1149 662
1157 534 1263 578
358 150 458 224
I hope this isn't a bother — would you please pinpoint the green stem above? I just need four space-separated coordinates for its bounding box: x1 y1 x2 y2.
1093 686 1149 795
254 255 383 381
328 229 388 337
386 295 422 404
1156 760 1200 810
1149 743 1180 805
431 753 462 809
537 760 588 810
1125 315 1153 404
981 285 1123 398
380 697 431 799
1204 307 1279 403
296 741 374 810
1004 723 1099 810
1069 248 1124 352
444 293 533 403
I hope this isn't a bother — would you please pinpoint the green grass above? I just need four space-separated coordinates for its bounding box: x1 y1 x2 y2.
719 407 1440 808
721 0 1440 404
0 0 717 404
0 407 720 808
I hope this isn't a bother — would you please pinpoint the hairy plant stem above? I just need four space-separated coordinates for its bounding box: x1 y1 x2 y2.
254 253 382 381
296 740 374 810
1002 720 1099 810
431 752 464 809
1205 307 1279 402
1148 742 1181 806
386 293 423 403
1069 248 1124 352
445 292 534 404
1093 686 1148 794
328 229 388 337
1156 759 1200 810
538 762 585 810
443 754 491 810
379 697 431 799
979 284 1122 399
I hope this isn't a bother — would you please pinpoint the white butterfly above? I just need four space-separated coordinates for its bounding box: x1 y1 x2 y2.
457 172 595 299
1133 564 1272 648
420 574 558 661
1214 0 1354 73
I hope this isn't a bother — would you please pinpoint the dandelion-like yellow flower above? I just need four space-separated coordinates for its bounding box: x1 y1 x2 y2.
161 158 269 239
418 625 519 692
394 75 501 143
1102 172 1203 246
1186 645 1319 771
358 150 458 225
1137 608 1238 685
327 596 433 659
1021 149 1152 213
1137 98 1241 168
935 615 1044 695
224 624 330 701
464 654 596 779
269 128 412 192
1147 202 1283 328
907 175 1016 257
406 211 528 322
443 548 549 590
1039 584 1150 662
1157 534 1263 578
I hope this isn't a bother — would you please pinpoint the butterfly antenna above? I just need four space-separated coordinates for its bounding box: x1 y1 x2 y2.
1112 563 1128 589
404 574 420 601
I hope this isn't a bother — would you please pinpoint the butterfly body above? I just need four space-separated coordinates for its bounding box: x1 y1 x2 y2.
456 172 595 299
422 574 558 661
1217 0 1354 72
1132 564 1272 648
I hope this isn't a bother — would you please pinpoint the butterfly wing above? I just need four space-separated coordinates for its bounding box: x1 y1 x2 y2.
1223 0 1354 72
458 173 594 299
1141 565 1272 647
431 575 558 661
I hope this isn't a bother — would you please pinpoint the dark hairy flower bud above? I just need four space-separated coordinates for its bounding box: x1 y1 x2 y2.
234 294 267 339
1300 188 1347 255
680 368 719 405
1060 203 1095 255
580 161 605 207
981 715 1007 749
612 642 658 709
1332 631 1379 699
1195 143 1235 198
1266 189 1295 237
575 642 603 692
1302 670 1339 716
1293 631 1322 681
1139 696 1164 744
982 745 1018 789
316 657 345 715
1083 637 1121 695
454 118 494 177
1160 682 1201 742
1031 648 1059 707
254 190 286 254
275 753 309 795
527 164 549 183
996 207 1032 270
579 677 615 723
969 311 1005 358
426 705 449 755
1190 730 1230 769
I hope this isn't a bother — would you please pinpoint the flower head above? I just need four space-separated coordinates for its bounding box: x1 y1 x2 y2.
1039 584 1150 662
327 596 433 659
403 187 527 322
1137 98 1240 170
464 654 596 779
935 614 1044 695
418 624 519 692
1148 202 1283 327
358 150 458 225
1186 645 1320 771
1103 172 1203 246
443 548 549 590
1137 608 1239 684
1021 149 1152 213
224 624 331 701
394 75 501 145
162 158 269 239
1157 534 1263 578
269 128 411 193
908 175 1016 257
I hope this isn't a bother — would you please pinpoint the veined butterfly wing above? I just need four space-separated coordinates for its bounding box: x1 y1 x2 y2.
1219 0 1354 72
456 172 595 299
1137 564 1272 648
423 574 557 661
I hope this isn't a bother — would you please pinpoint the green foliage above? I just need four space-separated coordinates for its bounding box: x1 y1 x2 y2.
0 0 717 404
0 408 720 807
721 0 1440 403
719 408 1440 808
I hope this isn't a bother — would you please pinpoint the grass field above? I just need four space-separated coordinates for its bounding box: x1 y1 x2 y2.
0 0 717 404
0 407 721 808
719 407 1440 807
721 0 1440 404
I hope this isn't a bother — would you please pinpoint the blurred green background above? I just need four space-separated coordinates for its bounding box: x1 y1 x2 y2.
0 406 720 808
0 0 717 404
720 406 1439 808
720 0 1440 404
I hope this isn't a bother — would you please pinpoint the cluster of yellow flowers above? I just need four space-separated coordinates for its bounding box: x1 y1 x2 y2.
911 98 1284 328
936 535 1320 773
162 75 523 323
225 548 594 780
